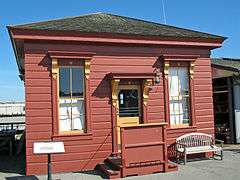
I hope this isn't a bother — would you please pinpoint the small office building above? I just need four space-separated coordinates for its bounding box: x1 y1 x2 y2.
8 13 225 178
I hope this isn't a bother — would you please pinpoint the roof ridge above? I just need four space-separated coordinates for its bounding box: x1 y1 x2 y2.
103 13 226 39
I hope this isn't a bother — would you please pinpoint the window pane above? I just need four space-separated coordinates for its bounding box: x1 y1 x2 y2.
169 66 190 125
71 99 85 130
72 67 84 98
59 99 85 131
59 99 72 131
169 67 179 97
178 68 189 95
59 68 70 97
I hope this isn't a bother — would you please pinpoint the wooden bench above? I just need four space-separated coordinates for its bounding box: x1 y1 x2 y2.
176 133 223 164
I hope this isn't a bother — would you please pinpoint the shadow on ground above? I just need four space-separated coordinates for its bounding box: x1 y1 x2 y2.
224 149 240 154
74 170 106 179
5 175 39 180
0 151 25 175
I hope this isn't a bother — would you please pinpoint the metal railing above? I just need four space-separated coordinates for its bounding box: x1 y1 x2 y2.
0 103 25 117
0 122 25 132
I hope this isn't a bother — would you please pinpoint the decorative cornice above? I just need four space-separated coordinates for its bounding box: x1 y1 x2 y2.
111 79 120 108
190 62 195 79
85 60 91 79
164 62 170 78
142 79 152 106
52 58 58 79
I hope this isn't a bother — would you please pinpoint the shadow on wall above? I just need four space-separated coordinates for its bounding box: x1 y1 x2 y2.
92 75 112 104
38 55 52 75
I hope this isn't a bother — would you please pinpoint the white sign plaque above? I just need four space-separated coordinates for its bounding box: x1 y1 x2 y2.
34 141 65 154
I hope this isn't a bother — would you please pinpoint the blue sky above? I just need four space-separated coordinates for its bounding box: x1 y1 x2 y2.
0 0 239 101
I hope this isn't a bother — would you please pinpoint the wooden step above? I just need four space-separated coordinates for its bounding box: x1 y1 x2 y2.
105 156 122 170
97 163 121 179
167 161 178 172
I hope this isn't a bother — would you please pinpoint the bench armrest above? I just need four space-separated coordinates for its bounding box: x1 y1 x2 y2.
215 139 224 148
176 142 187 152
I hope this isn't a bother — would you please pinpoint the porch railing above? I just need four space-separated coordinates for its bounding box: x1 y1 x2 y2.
120 122 168 177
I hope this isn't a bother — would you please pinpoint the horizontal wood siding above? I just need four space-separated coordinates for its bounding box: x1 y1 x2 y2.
194 58 214 134
24 42 213 175
24 53 53 175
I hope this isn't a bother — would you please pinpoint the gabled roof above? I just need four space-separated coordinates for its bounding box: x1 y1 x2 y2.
211 58 240 72
9 13 226 40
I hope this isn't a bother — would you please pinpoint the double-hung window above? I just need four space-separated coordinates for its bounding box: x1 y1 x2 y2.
168 66 190 126
59 65 85 132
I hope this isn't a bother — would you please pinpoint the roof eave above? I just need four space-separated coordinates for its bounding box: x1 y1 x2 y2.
9 27 225 49
7 26 24 80
211 64 240 73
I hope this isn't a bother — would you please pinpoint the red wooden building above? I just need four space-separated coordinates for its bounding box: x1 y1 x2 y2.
8 13 226 178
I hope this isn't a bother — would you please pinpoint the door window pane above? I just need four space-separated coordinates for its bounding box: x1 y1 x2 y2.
118 89 139 117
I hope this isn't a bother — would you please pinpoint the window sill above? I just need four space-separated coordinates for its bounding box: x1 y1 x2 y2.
167 125 197 130
52 132 93 140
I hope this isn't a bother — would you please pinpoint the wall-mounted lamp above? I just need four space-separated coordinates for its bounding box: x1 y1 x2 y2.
155 69 161 84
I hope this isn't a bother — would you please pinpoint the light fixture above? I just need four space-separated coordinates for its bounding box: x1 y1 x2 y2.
155 69 161 84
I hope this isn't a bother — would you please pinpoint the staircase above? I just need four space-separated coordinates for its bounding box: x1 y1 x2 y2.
97 155 122 179
97 155 178 179
97 123 178 178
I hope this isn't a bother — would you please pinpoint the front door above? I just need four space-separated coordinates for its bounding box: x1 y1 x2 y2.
117 85 142 144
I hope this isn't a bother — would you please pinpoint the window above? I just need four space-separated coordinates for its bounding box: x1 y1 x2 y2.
168 66 190 126
118 89 140 117
59 66 85 132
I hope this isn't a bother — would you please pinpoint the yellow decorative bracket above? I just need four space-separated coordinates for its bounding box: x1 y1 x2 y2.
164 62 170 79
111 79 120 108
142 79 152 106
190 62 195 79
52 58 58 79
85 60 91 79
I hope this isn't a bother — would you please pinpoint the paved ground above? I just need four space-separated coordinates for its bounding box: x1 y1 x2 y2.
1 146 240 180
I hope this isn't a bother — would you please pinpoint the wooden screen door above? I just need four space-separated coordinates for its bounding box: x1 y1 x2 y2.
117 85 142 144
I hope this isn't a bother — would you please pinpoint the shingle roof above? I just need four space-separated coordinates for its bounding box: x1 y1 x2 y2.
10 13 226 40
211 58 240 72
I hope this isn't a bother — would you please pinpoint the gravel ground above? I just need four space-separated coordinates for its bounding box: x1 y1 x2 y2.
1 147 240 180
